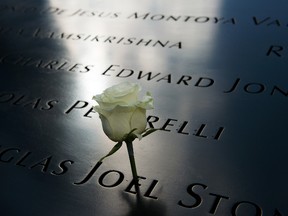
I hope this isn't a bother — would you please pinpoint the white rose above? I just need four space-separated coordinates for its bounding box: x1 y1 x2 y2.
93 82 153 142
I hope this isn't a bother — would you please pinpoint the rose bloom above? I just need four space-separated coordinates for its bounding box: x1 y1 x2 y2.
93 82 153 142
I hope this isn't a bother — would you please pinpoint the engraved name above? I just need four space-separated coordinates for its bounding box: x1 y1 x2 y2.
0 26 182 49
0 4 236 25
0 54 94 73
0 145 284 215
0 92 225 141
102 64 288 97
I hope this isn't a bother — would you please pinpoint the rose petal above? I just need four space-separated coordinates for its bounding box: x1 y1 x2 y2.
130 107 147 135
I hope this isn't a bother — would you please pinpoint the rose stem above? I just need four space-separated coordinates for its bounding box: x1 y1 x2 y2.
125 140 139 189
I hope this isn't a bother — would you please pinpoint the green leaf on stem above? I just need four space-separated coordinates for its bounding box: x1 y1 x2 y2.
98 141 123 163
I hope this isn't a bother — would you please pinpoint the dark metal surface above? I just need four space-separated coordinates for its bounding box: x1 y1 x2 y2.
0 0 287 215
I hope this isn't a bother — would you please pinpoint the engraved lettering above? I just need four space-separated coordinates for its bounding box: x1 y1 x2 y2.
266 45 283 57
51 160 74 176
15 151 32 167
65 100 89 114
29 156 53 173
209 193 229 214
74 162 102 185
231 201 263 216
98 170 125 188
178 183 208 208
0 148 20 163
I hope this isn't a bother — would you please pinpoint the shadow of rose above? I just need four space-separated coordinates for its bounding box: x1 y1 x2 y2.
121 192 166 216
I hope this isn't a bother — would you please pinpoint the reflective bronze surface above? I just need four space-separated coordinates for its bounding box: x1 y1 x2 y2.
0 1 287 215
